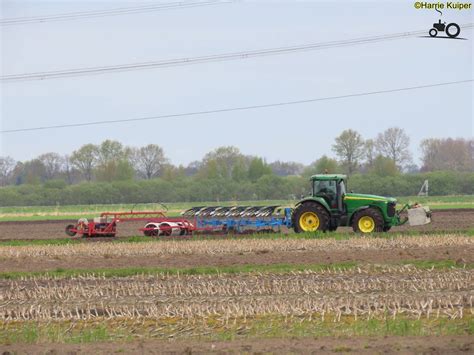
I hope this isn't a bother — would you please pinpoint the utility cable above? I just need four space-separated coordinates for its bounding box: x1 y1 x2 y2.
1 79 471 134
2 24 472 82
0 1 233 26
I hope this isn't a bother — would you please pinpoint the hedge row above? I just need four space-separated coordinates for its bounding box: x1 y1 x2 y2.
0 171 472 206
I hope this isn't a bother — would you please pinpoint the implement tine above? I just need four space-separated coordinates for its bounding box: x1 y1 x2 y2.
195 206 212 217
182 206 204 217
211 207 230 217
243 206 260 217
252 205 278 217
227 206 246 217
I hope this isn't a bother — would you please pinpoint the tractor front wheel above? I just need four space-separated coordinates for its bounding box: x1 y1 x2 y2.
352 208 384 233
292 202 329 233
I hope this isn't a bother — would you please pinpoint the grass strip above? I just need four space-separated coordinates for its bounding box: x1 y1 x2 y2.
1 315 472 345
0 196 472 222
0 262 358 280
0 260 471 280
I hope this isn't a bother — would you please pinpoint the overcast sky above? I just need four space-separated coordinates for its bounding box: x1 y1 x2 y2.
1 0 472 166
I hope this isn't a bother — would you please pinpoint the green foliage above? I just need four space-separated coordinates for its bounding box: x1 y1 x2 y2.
302 156 339 178
2 316 472 345
0 171 473 206
248 157 272 182
348 171 474 197
315 155 339 174
332 129 365 174
370 155 399 177
44 179 67 189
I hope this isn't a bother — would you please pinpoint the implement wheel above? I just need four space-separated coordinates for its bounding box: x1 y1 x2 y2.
65 224 77 237
292 202 329 233
352 208 384 234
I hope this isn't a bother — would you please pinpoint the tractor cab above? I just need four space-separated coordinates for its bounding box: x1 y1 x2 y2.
311 174 347 211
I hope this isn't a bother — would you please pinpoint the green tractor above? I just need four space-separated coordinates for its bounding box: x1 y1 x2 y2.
292 174 431 233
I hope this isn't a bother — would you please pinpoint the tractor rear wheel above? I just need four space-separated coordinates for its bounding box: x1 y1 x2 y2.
292 202 329 233
352 208 384 233
446 23 460 38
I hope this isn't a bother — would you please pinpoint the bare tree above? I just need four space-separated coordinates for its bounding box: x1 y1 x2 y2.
130 144 167 179
364 139 376 167
269 161 305 176
0 156 15 186
375 127 412 168
70 144 99 181
332 129 365 174
421 138 474 171
38 152 64 180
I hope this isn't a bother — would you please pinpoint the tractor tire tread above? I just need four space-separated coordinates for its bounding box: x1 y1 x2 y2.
352 208 384 233
292 202 329 233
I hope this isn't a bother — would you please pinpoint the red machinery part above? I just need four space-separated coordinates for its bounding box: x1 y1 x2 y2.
65 211 196 238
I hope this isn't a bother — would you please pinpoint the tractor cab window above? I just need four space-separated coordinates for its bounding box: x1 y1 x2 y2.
339 181 346 196
338 180 346 211
313 180 337 207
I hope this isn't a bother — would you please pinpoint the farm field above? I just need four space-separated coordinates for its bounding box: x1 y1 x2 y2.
0 195 473 222
0 208 473 241
0 201 473 353
0 232 473 353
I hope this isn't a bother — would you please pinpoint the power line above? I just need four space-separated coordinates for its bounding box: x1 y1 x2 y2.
1 79 471 134
2 24 472 82
0 1 233 26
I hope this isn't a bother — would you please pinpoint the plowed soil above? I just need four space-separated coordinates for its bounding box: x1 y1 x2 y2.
1 244 473 273
0 209 472 241
3 335 472 354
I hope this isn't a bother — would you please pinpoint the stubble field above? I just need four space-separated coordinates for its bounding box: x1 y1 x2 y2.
0 205 473 353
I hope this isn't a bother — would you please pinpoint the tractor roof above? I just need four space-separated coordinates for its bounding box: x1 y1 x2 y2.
310 174 347 181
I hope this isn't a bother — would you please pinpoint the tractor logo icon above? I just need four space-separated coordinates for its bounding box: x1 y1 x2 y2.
429 19 461 38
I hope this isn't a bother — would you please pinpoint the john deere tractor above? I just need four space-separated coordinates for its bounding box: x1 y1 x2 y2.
292 174 431 233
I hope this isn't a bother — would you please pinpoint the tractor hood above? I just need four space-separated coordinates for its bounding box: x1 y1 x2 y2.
344 193 396 203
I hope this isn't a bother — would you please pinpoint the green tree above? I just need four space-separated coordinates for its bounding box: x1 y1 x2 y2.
70 144 99 181
315 155 339 174
332 129 364 175
201 146 246 179
370 155 399 177
97 140 125 166
248 157 272 182
231 160 247 182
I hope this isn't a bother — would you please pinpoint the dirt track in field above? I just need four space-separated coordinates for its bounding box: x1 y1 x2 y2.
3 336 473 354
0 208 472 241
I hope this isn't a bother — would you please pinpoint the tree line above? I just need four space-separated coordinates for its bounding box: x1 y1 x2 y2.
0 127 472 206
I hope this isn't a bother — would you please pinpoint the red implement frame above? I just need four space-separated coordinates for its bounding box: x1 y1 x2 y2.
66 211 196 238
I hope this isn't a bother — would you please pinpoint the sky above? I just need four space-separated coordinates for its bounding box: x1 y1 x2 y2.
0 0 473 166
